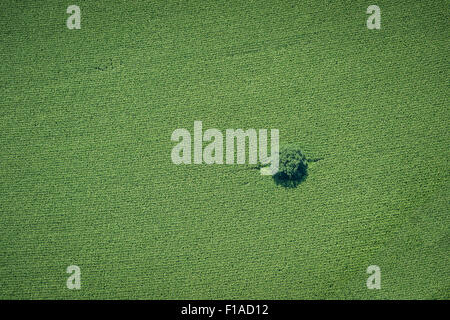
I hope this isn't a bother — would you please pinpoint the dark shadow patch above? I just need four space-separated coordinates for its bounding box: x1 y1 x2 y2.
273 167 308 188
94 58 124 72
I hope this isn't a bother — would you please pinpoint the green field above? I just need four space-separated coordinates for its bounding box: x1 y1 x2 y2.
1 0 449 299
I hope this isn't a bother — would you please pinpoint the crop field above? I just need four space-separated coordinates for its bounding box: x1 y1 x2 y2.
0 0 449 299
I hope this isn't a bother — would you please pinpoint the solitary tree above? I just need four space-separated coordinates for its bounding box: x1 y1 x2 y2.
277 144 308 182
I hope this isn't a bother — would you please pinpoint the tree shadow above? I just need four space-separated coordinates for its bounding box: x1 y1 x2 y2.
273 168 308 188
